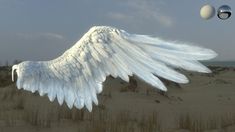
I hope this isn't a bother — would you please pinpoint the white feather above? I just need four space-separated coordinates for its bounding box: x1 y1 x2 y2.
12 26 217 111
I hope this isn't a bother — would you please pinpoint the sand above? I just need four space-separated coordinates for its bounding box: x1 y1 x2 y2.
0 66 234 132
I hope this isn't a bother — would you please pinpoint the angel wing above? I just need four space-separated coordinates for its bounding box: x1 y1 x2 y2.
12 26 217 112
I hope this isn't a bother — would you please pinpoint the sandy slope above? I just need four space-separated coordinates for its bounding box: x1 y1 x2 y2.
0 66 234 132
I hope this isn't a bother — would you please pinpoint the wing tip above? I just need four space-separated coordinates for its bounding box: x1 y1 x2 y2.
205 49 218 60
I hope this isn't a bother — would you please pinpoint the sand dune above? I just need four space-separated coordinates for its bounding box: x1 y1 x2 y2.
0 66 234 132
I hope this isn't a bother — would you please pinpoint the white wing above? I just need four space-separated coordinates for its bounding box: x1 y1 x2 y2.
12 26 217 112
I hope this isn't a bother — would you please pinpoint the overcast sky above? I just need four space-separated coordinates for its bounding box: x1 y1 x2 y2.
0 0 234 65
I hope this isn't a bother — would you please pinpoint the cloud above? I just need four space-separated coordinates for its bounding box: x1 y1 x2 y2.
43 33 64 40
16 32 65 40
107 0 174 27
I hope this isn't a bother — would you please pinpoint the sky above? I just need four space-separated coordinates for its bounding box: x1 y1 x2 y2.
0 0 234 65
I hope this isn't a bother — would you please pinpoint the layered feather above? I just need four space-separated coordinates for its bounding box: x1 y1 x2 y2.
13 26 217 112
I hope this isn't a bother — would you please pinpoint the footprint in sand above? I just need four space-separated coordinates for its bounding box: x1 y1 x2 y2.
168 96 184 104
217 95 232 103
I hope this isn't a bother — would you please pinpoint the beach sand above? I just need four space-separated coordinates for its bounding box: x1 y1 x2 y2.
0 66 234 132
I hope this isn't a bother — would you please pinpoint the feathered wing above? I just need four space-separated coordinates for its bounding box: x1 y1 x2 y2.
14 26 217 112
